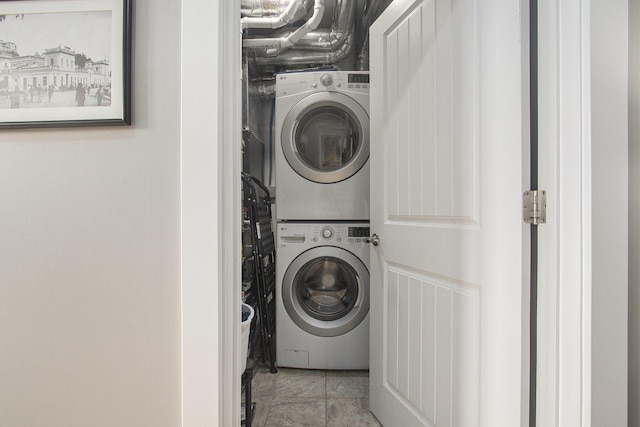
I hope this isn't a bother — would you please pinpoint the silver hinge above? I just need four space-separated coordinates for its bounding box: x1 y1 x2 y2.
523 190 547 225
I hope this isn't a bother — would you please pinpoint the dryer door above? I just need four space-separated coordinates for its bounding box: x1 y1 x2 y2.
282 92 369 184
282 246 369 337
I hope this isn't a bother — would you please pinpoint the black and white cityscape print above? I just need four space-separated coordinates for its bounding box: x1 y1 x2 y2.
0 10 112 110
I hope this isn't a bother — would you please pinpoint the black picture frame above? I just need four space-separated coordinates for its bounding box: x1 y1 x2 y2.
0 0 132 128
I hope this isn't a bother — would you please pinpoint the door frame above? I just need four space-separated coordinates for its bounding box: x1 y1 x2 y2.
180 0 628 425
537 0 628 425
181 0 241 426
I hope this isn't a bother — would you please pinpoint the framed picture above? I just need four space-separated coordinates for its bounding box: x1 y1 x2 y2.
0 0 132 128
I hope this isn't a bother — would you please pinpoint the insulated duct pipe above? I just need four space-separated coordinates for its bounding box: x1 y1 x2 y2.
287 0 325 45
241 0 312 17
257 80 276 99
253 31 354 67
241 0 310 30
243 0 326 54
262 0 355 51
244 0 355 68
241 0 282 16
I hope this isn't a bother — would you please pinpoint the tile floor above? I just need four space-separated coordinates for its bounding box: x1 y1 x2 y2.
244 365 382 426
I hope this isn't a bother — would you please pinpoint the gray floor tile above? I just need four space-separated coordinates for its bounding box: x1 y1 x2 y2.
276 368 326 398
326 370 369 398
244 368 380 426
248 396 272 427
326 398 382 427
265 397 326 426
252 368 278 397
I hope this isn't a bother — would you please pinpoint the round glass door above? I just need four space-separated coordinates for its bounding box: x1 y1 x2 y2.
282 92 369 184
282 246 369 337
295 256 358 321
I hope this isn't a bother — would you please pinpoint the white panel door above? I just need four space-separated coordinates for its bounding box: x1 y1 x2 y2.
369 0 530 426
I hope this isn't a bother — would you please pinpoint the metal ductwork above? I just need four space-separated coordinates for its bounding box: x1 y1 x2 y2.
254 31 354 67
243 0 356 68
243 0 326 56
241 0 314 30
241 0 312 17
242 0 391 71
262 0 356 51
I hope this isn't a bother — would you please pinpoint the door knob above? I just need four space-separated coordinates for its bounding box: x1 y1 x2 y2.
367 234 380 246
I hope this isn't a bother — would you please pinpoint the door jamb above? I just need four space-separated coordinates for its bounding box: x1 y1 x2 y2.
181 0 241 426
537 0 629 425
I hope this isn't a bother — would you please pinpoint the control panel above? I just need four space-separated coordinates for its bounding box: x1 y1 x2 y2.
346 226 370 244
276 71 370 97
311 224 341 243
278 223 370 247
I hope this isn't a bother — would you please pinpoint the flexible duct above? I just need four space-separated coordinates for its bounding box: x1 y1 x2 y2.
287 0 325 45
244 0 355 67
262 0 355 51
253 31 354 67
241 0 311 30
241 0 316 17
243 0 326 55
257 80 276 99
241 0 291 16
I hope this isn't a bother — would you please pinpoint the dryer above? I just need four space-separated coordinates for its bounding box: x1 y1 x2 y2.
276 222 370 369
275 71 370 220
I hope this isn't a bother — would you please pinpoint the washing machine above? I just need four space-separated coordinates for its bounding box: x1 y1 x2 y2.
276 222 370 369
275 71 370 220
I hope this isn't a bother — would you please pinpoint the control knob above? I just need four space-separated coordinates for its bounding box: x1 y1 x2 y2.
321 227 334 239
320 74 333 87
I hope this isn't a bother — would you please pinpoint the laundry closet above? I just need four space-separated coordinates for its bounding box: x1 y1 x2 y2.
240 1 388 424
239 0 539 425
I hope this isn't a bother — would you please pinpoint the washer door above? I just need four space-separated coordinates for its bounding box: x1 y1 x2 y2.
282 246 369 337
282 92 369 184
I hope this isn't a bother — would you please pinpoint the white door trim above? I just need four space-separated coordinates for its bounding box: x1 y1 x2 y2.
181 0 241 426
537 0 584 423
537 0 628 425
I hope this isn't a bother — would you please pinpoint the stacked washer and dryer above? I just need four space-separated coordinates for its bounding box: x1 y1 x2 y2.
274 70 371 370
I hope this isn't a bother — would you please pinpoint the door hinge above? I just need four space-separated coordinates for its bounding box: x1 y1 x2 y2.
523 190 546 225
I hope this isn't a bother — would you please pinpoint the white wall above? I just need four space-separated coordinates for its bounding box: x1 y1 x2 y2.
0 1 183 425
629 0 640 424
590 1 629 425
